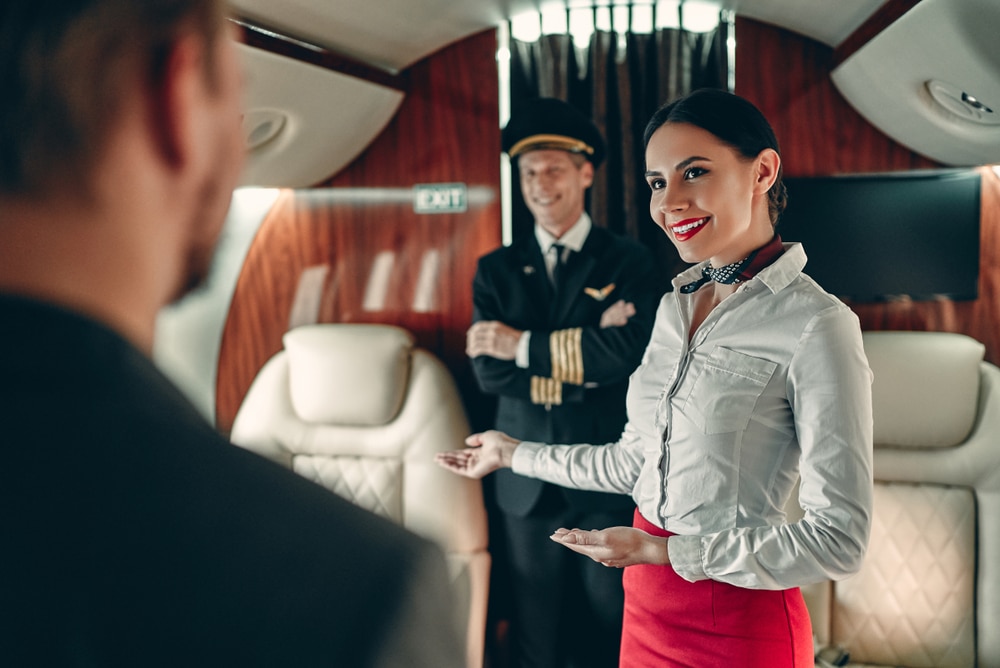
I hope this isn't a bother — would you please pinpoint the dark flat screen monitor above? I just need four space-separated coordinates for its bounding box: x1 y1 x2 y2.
777 169 981 302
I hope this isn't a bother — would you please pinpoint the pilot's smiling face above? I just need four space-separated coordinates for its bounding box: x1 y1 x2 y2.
518 149 594 239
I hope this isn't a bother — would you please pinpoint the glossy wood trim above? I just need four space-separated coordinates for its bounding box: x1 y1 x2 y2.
215 29 501 435
230 16 408 92
833 0 923 67
735 17 940 176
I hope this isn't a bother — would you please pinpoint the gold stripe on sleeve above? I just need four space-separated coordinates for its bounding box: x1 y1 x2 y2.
550 327 583 385
530 376 563 406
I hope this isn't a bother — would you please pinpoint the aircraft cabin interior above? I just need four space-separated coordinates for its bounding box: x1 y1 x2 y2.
148 0 1000 666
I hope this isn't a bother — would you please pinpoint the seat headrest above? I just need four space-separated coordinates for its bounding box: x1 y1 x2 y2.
282 324 415 426
863 331 984 449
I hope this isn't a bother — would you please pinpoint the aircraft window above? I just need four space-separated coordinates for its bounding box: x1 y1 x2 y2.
511 0 720 45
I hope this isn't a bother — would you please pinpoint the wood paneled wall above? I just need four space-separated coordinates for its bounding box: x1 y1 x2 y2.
735 18 1000 365
215 29 502 434
734 18 939 175
218 18 1000 433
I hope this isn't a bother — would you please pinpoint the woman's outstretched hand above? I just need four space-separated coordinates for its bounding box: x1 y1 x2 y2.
434 430 521 479
549 526 671 568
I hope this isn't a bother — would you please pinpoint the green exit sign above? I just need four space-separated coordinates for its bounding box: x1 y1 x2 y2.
413 183 468 213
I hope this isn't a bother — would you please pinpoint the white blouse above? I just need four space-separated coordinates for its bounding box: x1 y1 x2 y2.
512 243 874 590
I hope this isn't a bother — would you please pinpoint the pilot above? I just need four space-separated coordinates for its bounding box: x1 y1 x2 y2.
465 97 661 667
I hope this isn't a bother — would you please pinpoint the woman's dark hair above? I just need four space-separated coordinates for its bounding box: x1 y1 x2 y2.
643 88 788 225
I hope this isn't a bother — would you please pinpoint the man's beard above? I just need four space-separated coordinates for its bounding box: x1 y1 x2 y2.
168 170 231 305
172 237 215 303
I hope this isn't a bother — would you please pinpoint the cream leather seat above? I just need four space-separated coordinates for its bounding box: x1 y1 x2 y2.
230 324 490 668
801 331 1000 668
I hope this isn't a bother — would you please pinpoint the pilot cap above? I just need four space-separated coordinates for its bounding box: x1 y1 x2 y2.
502 98 606 168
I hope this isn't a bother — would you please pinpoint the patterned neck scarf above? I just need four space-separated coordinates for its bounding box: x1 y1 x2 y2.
680 235 784 294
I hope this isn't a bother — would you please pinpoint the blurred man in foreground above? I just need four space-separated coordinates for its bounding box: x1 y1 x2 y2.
0 2 462 665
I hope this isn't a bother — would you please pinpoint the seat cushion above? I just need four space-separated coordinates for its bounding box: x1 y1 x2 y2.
864 331 984 448
283 324 414 426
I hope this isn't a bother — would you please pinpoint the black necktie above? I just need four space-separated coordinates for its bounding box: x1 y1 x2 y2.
551 243 566 291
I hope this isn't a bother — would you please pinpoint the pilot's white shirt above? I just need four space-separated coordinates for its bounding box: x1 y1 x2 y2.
513 242 874 589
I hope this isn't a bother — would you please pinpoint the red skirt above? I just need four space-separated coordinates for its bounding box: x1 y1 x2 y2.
620 510 813 668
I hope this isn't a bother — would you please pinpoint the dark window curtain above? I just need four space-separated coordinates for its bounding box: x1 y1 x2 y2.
509 18 729 286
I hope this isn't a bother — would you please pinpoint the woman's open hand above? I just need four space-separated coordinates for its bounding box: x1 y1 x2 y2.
550 526 670 568
434 430 521 479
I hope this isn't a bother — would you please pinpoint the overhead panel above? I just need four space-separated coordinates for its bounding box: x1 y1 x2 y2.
230 0 505 72
237 44 404 188
724 0 890 46
831 0 1000 166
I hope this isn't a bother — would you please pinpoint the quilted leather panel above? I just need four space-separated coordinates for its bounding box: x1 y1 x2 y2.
832 483 976 668
231 324 492 667
293 454 404 524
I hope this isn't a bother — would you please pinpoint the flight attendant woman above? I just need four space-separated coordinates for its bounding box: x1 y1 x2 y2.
438 88 874 667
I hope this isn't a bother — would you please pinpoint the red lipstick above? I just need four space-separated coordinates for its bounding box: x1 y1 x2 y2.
669 217 709 242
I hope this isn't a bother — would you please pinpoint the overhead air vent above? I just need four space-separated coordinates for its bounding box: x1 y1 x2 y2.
243 109 288 150
926 80 1000 126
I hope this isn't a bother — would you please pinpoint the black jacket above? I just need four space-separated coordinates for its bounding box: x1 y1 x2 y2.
0 295 461 667
471 225 661 516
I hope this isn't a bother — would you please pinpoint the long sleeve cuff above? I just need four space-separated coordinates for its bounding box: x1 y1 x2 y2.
516 331 531 368
667 534 708 582
511 441 545 476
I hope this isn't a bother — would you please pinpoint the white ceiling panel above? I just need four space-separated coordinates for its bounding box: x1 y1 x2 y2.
230 0 891 74
237 45 404 187
232 0 998 187
231 0 510 72
720 0 890 46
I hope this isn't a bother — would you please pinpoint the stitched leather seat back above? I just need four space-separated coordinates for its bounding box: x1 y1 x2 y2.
231 323 490 667
798 331 999 668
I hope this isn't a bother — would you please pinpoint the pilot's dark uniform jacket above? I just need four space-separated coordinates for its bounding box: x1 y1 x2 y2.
473 224 660 515
470 97 661 668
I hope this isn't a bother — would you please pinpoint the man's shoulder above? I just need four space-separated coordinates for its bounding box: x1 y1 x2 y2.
587 225 652 256
579 227 655 274
478 236 533 264
143 417 437 559
474 238 538 284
